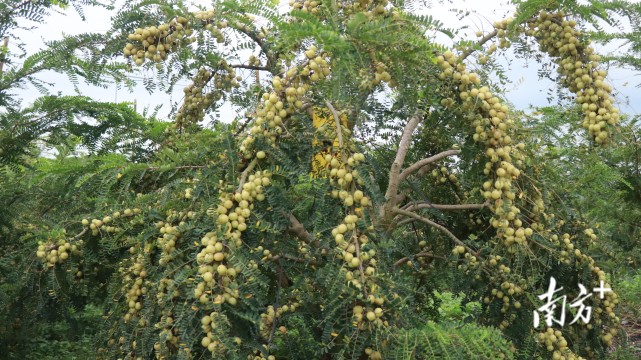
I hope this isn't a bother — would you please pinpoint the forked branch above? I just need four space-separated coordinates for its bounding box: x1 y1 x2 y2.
382 111 424 219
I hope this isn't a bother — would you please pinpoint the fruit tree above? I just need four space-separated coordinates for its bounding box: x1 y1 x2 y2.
3 0 640 359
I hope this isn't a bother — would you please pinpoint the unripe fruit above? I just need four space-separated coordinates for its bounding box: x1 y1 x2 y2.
366 311 376 321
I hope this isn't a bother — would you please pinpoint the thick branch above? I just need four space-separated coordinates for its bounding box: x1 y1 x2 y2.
325 100 343 148
460 29 498 61
285 212 314 245
382 111 424 218
402 202 488 212
398 149 461 183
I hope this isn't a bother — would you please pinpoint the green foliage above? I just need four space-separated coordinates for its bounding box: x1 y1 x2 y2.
2 0 641 359
391 321 514 360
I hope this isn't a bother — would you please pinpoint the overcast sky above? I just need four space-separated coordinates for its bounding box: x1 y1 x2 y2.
8 0 641 122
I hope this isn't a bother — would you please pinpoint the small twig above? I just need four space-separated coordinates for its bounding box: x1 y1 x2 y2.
230 64 270 71
394 252 447 267
461 29 498 61
70 228 88 241
144 165 206 171
325 100 343 149
237 158 258 193
353 235 368 298
270 254 317 266
398 149 461 183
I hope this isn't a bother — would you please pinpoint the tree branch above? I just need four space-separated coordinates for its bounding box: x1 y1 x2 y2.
325 100 343 148
382 111 424 219
460 29 498 61
392 207 475 255
70 227 88 241
285 212 315 245
231 64 270 71
237 158 258 193
398 149 461 183
402 201 488 212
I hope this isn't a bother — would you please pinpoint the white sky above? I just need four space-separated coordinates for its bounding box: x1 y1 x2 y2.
7 0 641 122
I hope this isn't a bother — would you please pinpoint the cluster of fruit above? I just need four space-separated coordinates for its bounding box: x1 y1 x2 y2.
194 10 228 43
195 231 240 306
82 208 141 235
358 61 393 91
537 328 581 360
123 17 194 66
121 250 149 322
337 0 392 18
241 45 329 153
195 170 271 354
258 304 294 338
175 63 240 129
155 209 195 267
36 238 82 267
289 0 321 14
437 51 531 253
323 146 385 328
525 11 619 144
156 221 182 265
352 304 384 326
430 166 460 187
523 187 619 346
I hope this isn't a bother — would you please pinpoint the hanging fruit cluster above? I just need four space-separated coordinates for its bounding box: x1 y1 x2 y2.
337 0 391 18
240 45 330 157
439 14 622 356
358 61 393 91
524 11 619 143
324 142 384 329
123 17 195 66
437 50 531 251
258 305 294 338
289 0 321 14
155 208 196 266
175 63 240 130
36 237 82 267
80 208 142 236
199 311 234 356
194 9 228 43
121 249 149 322
195 170 271 354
